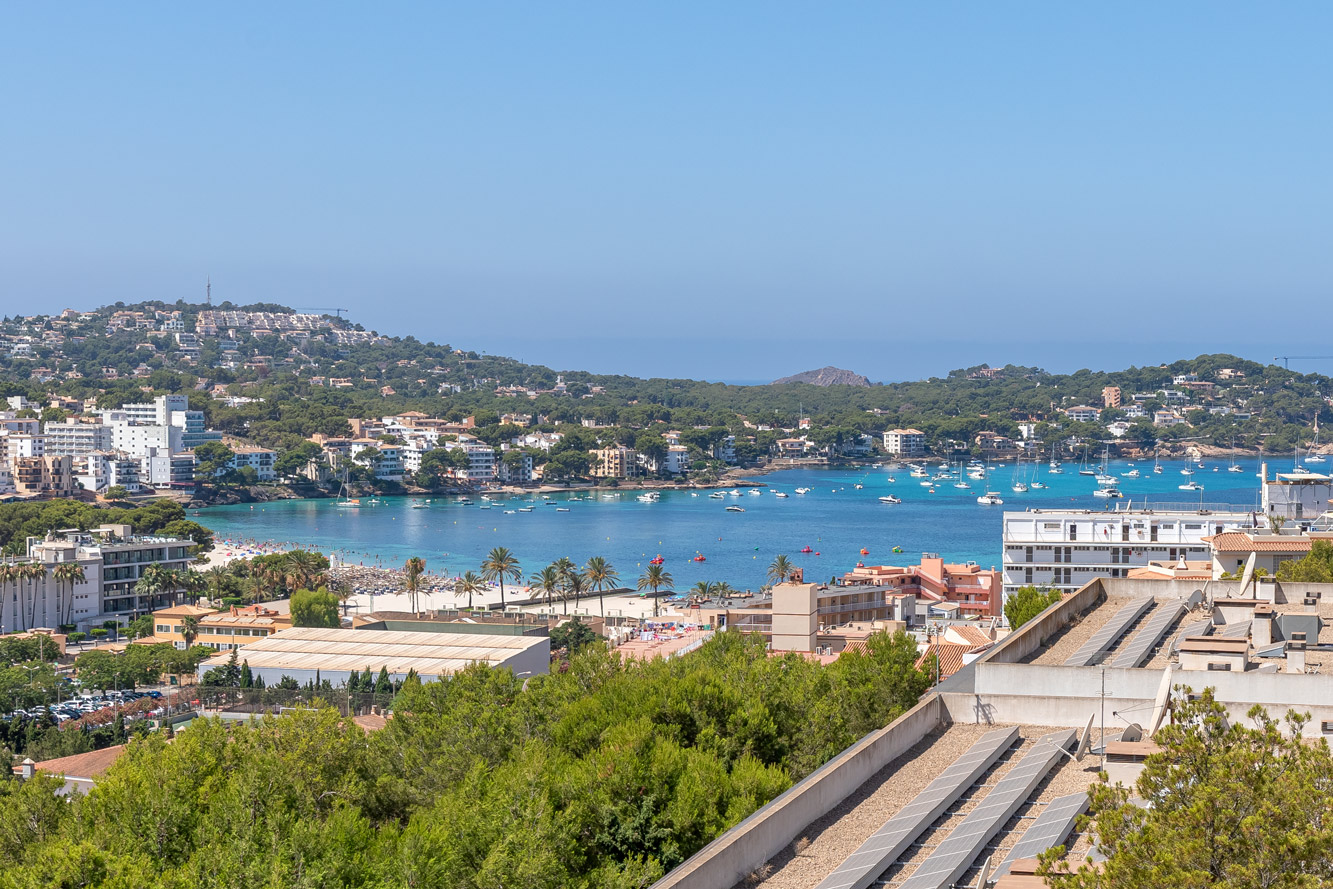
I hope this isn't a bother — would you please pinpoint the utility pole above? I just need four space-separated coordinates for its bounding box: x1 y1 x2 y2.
206 277 211 306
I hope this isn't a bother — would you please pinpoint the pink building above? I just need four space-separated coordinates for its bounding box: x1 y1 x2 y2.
841 554 1003 617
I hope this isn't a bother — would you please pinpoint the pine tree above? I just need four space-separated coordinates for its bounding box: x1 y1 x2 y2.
375 666 392 695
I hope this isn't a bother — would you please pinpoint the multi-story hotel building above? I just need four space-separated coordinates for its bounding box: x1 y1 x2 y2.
1001 507 1257 595
882 429 926 457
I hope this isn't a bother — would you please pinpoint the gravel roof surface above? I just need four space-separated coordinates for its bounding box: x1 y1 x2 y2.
738 724 1106 889
1025 597 1138 666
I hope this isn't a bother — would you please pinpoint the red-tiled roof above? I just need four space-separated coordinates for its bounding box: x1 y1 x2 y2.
1206 532 1312 554
915 642 987 679
35 744 126 779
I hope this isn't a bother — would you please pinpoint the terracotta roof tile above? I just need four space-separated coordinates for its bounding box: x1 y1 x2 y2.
1206 532 1312 554
35 744 126 779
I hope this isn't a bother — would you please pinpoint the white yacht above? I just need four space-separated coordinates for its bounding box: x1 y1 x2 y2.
725 505 745 513
1178 481 1203 491
1093 486 1123 499
878 495 901 504
1124 468 1141 479
977 491 1004 505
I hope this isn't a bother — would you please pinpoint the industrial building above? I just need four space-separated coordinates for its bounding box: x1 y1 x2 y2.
195 626 550 686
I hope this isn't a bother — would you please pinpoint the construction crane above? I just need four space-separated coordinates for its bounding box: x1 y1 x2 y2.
1273 356 1333 369
294 307 350 318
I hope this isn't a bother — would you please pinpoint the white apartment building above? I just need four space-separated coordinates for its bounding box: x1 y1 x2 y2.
111 422 183 457
1001 506 1257 595
496 449 534 483
1063 405 1102 423
452 440 495 482
42 421 114 456
882 428 926 457
1261 464 1333 524
713 435 737 464
665 445 692 474
4 433 45 461
0 414 40 435
5 525 197 630
227 446 277 482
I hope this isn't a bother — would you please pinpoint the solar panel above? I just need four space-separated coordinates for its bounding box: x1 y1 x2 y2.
1111 603 1186 668
1170 617 1213 653
991 792 1090 878
1220 619 1252 638
1065 598 1154 666
896 730 1077 889
813 727 1018 889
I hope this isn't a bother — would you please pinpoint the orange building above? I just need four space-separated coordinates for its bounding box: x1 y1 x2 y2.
841 553 1003 617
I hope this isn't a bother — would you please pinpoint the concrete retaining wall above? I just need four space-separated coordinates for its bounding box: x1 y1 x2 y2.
980 580 1105 665
948 660 1333 737
651 694 946 889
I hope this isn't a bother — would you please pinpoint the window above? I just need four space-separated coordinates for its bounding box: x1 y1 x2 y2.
1207 662 1232 672
1069 525 1078 541
1025 568 1033 584
1025 546 1033 562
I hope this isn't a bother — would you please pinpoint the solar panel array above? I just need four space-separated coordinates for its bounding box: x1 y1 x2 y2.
814 728 1018 889
1221 619 1253 638
896 730 1077 889
991 792 1090 878
1171 617 1212 652
1065 598 1154 666
1110 603 1186 668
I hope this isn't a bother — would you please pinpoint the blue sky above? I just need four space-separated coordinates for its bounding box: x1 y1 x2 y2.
2 4 1331 382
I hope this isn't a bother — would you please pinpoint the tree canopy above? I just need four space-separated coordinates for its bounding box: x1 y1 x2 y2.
0 630 931 887
1042 688 1333 889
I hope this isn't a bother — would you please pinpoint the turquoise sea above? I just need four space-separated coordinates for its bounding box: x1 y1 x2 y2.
198 458 1271 590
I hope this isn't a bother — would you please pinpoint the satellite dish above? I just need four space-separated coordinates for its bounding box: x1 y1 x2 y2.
1148 664 1174 736
974 854 993 889
1075 712 1094 761
1186 589 1203 608
1120 723 1144 743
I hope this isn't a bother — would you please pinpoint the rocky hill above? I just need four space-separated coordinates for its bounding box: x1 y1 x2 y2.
772 366 871 387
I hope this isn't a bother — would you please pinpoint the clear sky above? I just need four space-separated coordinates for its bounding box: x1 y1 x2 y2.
2 4 1331 382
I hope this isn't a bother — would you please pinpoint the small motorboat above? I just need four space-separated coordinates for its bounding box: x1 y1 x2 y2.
774 491 789 498
860 548 869 555
649 555 664 565
878 495 901 503
692 555 707 562
800 546 813 553
555 507 570 512
725 505 746 512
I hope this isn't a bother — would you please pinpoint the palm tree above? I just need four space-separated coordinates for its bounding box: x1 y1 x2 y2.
179 569 207 605
21 562 46 630
203 564 231 602
766 554 794 587
52 562 86 626
562 571 587 616
0 564 13 633
689 580 718 605
283 550 327 592
583 556 619 619
636 564 674 618
404 557 427 613
480 547 521 610
529 565 563 611
455 571 484 610
332 577 356 617
552 557 577 616
180 615 200 648
133 563 170 618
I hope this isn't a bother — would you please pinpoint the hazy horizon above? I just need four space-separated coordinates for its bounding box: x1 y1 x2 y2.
3 5 1330 382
